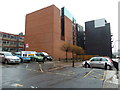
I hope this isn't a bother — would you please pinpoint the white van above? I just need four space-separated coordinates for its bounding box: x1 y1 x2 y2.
15 51 37 62
0 51 21 64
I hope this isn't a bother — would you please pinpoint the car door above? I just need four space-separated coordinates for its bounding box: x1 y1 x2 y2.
99 58 108 68
89 58 100 67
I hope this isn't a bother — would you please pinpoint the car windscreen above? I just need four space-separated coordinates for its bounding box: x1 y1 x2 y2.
36 54 41 56
15 54 21 56
4 53 13 56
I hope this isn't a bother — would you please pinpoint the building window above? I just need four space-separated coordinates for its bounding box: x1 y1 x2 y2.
3 34 7 38
11 35 14 39
3 47 9 51
0 40 2 44
19 42 24 45
19 37 24 40
3 41 10 45
0 33 3 38
8 35 10 38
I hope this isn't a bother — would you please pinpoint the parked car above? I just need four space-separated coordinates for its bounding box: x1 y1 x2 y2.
0 51 21 64
34 54 44 62
82 57 113 70
37 52 52 61
15 52 31 63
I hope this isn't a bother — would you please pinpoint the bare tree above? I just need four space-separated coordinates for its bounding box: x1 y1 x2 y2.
61 43 71 62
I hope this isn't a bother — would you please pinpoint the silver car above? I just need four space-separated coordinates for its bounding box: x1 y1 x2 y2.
82 57 113 70
0 51 21 64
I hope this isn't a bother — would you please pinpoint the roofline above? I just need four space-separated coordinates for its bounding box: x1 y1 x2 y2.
26 4 59 16
0 31 24 37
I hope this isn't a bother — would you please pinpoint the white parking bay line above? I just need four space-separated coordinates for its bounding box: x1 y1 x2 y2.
26 64 29 69
11 83 23 87
38 63 43 72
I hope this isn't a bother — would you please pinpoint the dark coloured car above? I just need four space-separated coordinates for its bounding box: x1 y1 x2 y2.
37 52 52 61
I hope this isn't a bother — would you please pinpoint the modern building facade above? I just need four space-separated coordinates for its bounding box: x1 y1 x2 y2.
0 31 25 52
85 18 112 58
76 24 84 49
25 5 84 59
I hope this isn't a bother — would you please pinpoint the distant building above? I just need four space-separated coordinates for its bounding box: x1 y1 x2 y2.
0 31 25 52
25 5 84 59
85 18 112 58
76 24 84 49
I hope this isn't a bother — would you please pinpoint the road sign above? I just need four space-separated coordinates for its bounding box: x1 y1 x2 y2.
26 44 29 48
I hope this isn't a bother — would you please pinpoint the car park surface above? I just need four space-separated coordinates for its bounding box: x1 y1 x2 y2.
1 61 107 88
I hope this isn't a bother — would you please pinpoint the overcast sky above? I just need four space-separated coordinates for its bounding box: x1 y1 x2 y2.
0 0 119 51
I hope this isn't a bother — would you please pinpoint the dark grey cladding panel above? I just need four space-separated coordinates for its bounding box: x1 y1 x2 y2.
85 19 112 57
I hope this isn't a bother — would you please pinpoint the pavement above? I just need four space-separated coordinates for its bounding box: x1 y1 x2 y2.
103 70 119 88
103 61 120 88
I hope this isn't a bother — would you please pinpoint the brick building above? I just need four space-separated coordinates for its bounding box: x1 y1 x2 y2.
25 5 84 59
0 31 25 52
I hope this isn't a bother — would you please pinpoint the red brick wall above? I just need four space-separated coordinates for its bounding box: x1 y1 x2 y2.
25 5 73 59
25 5 54 56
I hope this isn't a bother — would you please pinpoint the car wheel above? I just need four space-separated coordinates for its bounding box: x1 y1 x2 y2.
34 59 37 62
44 58 47 61
20 58 23 63
2 61 5 64
107 65 111 70
5 60 8 64
85 63 90 68
86 64 90 68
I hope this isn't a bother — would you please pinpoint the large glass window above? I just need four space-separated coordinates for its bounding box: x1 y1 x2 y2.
94 18 106 28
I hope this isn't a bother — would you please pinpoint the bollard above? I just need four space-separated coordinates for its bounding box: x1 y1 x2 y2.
59 58 60 61
105 62 107 70
85 61 87 68
112 60 118 71
37 62 44 72
72 60 74 67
